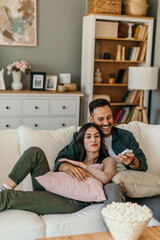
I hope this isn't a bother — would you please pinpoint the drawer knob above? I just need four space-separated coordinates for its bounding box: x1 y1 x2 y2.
62 106 66 109
6 124 9 128
6 106 9 109
35 106 38 109
35 124 38 127
62 123 66 126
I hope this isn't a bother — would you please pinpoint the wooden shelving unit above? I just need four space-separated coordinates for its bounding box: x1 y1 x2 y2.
81 14 154 124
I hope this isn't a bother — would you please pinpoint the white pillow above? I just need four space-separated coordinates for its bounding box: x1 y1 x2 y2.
112 170 160 198
19 125 77 191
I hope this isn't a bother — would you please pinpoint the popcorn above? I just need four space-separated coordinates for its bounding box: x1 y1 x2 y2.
101 202 152 240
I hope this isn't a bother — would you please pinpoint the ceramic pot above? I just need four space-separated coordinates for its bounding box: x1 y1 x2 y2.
109 78 115 84
124 0 149 16
11 71 23 90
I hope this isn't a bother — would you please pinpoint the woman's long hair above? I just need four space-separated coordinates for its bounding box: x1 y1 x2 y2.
76 123 109 163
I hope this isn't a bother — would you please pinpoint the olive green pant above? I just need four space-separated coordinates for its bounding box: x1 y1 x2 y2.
0 147 89 215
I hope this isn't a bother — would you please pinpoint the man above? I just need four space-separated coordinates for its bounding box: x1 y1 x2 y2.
55 99 160 221
54 98 148 206
54 99 147 172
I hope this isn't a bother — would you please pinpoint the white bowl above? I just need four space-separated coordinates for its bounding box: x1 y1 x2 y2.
101 202 152 240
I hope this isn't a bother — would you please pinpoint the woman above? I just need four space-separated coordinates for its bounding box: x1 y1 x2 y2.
59 123 117 185
0 123 117 215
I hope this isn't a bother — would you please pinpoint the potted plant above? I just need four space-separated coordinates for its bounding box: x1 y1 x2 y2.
109 73 116 84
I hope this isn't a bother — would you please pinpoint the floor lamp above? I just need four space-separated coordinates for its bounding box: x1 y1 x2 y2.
128 67 158 124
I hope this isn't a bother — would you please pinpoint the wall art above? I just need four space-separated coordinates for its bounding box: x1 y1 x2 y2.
0 0 37 46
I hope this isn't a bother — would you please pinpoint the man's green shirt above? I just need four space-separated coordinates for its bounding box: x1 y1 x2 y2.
54 126 147 172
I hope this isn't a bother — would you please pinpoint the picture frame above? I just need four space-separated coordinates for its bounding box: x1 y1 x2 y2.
45 75 58 91
0 0 37 46
30 72 46 91
0 69 6 90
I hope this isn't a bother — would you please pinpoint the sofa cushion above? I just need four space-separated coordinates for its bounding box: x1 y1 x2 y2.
36 171 106 202
137 122 160 176
19 125 77 190
0 128 22 190
112 170 160 198
0 210 45 240
117 121 160 176
41 204 107 237
117 121 140 143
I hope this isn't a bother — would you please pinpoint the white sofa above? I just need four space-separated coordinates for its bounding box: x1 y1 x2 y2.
0 121 160 240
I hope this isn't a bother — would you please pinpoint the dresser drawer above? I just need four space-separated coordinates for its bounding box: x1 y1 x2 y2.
0 118 21 130
50 99 76 115
23 117 76 130
0 99 21 116
23 99 49 116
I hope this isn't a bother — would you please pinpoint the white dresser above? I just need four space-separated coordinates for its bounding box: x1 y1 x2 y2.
0 90 83 130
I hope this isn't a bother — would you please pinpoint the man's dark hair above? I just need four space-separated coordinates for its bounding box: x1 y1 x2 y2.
89 98 111 116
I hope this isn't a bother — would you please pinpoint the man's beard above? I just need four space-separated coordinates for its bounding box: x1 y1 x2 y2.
100 123 112 137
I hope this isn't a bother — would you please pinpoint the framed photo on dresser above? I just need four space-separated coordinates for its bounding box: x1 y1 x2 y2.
45 75 58 91
30 72 46 91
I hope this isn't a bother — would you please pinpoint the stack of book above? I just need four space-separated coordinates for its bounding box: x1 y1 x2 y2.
122 90 140 104
128 46 141 61
113 106 140 124
128 44 147 62
134 25 149 40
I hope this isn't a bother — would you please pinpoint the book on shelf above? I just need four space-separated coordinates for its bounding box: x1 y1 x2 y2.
115 69 126 83
129 90 138 103
135 25 148 40
130 107 139 121
125 90 137 103
128 46 134 60
133 26 140 39
134 47 140 61
117 109 126 123
143 25 149 40
137 25 146 39
129 46 140 61
130 47 137 61
126 107 134 123
122 69 128 83
122 90 130 102
113 109 122 123
120 107 130 123
138 42 147 61
133 90 140 103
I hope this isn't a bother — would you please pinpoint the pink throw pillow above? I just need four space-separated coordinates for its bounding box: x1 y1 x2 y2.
36 171 106 202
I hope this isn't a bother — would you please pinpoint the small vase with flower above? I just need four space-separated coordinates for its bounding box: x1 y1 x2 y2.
7 60 32 90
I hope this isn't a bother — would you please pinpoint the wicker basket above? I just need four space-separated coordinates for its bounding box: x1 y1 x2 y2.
88 0 121 15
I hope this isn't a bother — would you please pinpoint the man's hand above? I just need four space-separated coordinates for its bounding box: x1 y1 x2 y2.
58 162 92 181
117 152 134 165
117 153 140 169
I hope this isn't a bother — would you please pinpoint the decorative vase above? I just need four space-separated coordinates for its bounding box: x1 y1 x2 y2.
11 71 23 90
94 68 102 83
124 0 149 16
116 45 122 61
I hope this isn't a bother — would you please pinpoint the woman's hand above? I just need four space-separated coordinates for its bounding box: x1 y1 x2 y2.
58 161 92 181
59 159 87 169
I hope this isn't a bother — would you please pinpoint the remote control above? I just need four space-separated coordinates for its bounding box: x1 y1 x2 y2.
121 149 133 155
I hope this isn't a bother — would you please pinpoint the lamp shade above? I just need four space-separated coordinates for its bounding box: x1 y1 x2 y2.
128 67 158 90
